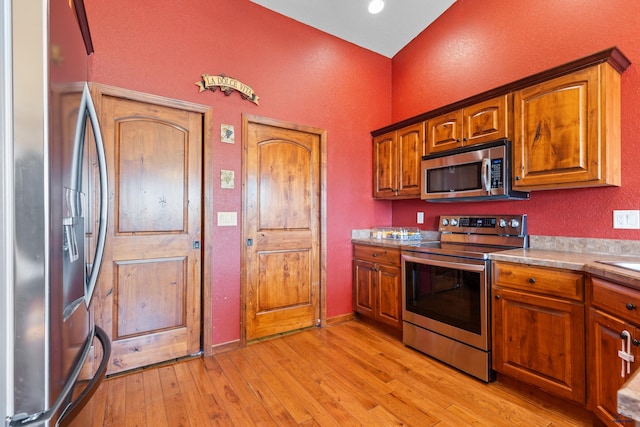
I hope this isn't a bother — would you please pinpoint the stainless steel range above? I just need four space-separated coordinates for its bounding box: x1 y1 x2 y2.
402 214 528 382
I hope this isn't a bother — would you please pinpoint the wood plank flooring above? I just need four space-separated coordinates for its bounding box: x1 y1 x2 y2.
80 320 600 426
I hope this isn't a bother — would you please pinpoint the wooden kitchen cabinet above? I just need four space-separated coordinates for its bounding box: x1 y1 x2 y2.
425 94 510 153
373 122 424 199
492 262 586 404
588 276 640 426
513 62 622 190
352 244 402 331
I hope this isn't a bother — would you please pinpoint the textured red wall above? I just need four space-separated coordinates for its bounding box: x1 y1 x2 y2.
83 0 393 345
391 0 640 240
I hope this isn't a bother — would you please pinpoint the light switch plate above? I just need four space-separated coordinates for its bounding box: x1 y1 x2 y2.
417 211 424 224
613 210 640 229
217 211 237 226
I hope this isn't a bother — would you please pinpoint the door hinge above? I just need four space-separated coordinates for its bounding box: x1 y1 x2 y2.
247 238 253 246
193 241 201 249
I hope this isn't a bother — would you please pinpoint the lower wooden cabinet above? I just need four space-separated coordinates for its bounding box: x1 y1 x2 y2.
588 277 640 426
352 244 402 331
492 262 586 404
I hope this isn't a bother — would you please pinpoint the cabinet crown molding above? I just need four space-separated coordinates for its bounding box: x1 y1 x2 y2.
372 47 631 137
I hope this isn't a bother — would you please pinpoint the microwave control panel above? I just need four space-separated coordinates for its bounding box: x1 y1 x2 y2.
490 158 504 189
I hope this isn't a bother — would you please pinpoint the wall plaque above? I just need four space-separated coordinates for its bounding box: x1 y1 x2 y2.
195 73 259 105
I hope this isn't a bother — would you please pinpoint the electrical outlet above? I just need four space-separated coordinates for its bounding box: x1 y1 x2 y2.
613 210 640 229
417 211 424 224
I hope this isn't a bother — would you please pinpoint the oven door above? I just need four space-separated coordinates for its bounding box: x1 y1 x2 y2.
402 252 490 351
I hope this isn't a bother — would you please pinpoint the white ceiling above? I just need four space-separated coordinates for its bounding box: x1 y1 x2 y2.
249 0 456 58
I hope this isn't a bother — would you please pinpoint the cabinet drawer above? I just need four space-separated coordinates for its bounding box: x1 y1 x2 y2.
353 244 400 266
591 277 640 325
493 262 584 301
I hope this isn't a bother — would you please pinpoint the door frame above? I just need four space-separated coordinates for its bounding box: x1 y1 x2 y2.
240 114 327 345
88 83 214 357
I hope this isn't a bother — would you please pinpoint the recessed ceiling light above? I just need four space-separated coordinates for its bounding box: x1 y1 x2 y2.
368 0 384 14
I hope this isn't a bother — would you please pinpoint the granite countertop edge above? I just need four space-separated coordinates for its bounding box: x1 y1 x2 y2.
352 230 640 290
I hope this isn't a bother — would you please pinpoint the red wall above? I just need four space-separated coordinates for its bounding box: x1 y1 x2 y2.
83 0 393 345
84 0 640 346
391 0 640 239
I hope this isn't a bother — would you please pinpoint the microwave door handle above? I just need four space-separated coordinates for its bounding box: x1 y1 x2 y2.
481 158 491 193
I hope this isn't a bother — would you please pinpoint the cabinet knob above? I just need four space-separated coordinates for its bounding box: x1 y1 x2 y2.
634 339 640 347
515 176 520 181
626 303 637 311
528 277 536 284
495 294 501 300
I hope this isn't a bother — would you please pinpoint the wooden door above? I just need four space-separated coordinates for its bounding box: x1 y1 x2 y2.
94 89 203 374
463 95 510 146
513 67 598 188
589 308 640 426
243 115 323 341
492 288 586 404
376 264 402 329
352 258 375 318
425 109 463 153
372 131 396 198
396 122 424 198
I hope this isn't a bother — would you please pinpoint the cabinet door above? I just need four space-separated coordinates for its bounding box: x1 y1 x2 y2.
513 64 621 190
493 288 586 403
463 95 510 146
375 264 402 329
396 123 424 197
589 308 640 426
353 258 375 317
372 131 397 198
425 109 464 153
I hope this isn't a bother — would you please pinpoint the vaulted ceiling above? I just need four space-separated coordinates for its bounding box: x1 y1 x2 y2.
249 0 456 58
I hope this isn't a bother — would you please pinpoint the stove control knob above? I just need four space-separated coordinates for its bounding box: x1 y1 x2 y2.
499 219 507 228
442 218 449 226
509 219 520 228
450 218 458 226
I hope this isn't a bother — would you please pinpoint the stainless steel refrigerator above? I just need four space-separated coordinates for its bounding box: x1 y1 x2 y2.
1 0 110 425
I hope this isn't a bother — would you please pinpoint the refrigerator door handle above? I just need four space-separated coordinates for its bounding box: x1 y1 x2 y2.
7 326 111 427
57 326 111 427
70 83 108 307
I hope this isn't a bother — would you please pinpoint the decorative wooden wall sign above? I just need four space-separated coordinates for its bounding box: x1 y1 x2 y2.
195 74 259 105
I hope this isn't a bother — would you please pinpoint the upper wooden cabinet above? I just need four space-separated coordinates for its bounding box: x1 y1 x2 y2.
513 62 622 190
372 47 630 195
425 95 511 153
373 122 424 199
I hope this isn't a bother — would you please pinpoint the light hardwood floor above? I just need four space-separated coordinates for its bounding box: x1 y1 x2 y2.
81 320 599 426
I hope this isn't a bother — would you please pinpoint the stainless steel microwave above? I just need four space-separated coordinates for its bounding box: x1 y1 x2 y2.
421 139 529 202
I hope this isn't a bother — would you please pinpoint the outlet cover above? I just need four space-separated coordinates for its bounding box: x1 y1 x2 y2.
613 210 640 229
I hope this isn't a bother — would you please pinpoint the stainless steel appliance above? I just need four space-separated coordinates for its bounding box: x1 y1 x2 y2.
421 140 529 202
1 0 110 425
402 215 528 382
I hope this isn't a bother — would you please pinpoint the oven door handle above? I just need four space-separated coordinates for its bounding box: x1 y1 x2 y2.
402 255 486 272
